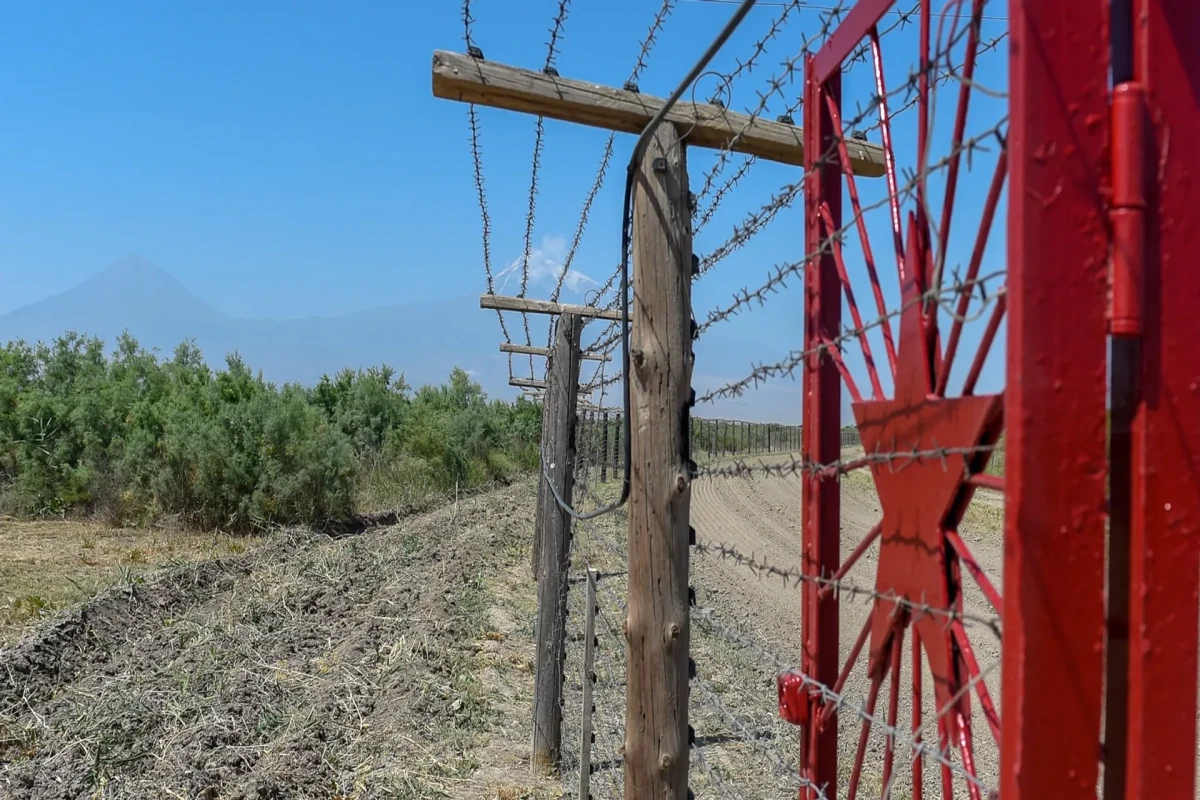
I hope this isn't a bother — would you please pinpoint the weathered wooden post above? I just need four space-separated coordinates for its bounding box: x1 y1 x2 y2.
625 121 693 799
531 313 582 773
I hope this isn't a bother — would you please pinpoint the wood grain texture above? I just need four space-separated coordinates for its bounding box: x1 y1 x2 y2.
624 123 693 799
434 50 886 176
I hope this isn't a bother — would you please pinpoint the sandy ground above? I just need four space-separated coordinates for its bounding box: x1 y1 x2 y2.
689 451 1005 798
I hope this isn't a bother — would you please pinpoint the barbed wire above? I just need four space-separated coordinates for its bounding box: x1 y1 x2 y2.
691 2 846 212
696 269 1005 403
693 538 1002 639
515 0 573 379
692 2 920 235
547 0 676 348
461 0 514 381
699 0 804 108
692 675 827 799
691 597 995 797
694 20 1005 286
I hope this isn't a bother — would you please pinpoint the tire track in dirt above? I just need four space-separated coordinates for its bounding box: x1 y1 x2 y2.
690 456 1006 796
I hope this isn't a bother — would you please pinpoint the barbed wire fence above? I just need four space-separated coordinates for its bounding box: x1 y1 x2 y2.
453 0 1019 796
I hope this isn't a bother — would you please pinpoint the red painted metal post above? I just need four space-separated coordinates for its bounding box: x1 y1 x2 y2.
1121 0 1200 795
1001 1 1109 798
800 53 842 800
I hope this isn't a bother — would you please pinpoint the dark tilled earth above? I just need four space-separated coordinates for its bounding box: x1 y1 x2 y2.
0 484 537 800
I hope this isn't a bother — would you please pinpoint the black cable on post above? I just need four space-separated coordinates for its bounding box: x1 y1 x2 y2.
543 0 759 521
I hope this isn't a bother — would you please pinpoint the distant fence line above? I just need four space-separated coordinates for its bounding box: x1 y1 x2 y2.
573 413 861 477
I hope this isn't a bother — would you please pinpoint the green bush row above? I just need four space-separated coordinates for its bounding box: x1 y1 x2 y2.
0 333 541 531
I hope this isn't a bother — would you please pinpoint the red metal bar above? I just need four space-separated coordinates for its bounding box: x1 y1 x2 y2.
870 30 908 287
961 295 1004 396
818 334 864 405
932 0 984 298
952 620 1001 744
880 626 905 793
846 668 885 800
1122 0 1200 795
819 521 882 600
937 716 954 799
820 200 884 398
964 473 1003 492
819 615 872 729
812 0 897 84
935 150 1007 397
1001 2 1109 800
956 714 984 800
822 94 900 378
915 0 930 272
800 53 843 800
945 529 1002 616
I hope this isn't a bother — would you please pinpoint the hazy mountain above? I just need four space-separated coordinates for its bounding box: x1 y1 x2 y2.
0 256 802 421
0 255 510 394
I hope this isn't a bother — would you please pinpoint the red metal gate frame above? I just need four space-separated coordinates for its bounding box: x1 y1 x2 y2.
795 1 1186 797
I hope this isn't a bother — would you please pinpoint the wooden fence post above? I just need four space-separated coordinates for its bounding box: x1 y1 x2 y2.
531 313 582 774
625 121 692 799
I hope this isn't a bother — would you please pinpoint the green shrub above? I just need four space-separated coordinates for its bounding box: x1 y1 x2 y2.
0 334 541 531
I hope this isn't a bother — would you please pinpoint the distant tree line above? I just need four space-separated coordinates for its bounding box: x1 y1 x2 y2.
0 333 541 531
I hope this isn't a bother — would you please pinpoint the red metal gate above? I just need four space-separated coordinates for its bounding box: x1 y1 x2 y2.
792 0 1200 798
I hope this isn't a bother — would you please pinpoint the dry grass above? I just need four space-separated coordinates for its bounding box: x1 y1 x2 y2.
0 482 578 799
0 518 259 643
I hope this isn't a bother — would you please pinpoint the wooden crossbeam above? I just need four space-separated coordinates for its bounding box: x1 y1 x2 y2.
481 294 623 321
502 342 612 362
432 49 886 176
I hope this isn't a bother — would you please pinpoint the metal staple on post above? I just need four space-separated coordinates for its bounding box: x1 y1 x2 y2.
578 568 598 800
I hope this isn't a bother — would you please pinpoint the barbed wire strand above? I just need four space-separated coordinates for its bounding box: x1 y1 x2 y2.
515 0 573 379
692 597 995 796
694 20 1005 283
547 0 677 348
696 269 1004 404
461 0 515 382
693 537 1001 638
693 2 920 232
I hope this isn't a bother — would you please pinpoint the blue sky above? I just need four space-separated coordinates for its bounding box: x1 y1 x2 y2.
0 0 1009 415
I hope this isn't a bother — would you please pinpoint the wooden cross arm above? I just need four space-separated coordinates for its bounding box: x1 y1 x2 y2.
501 343 612 362
481 293 624 321
432 50 886 177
